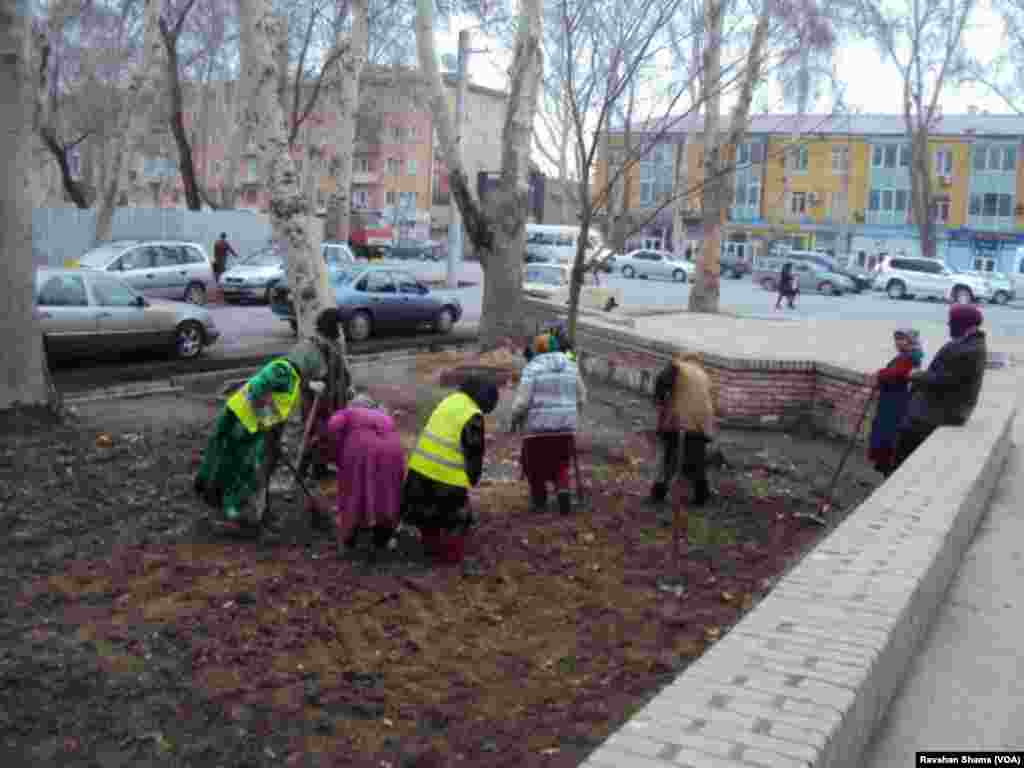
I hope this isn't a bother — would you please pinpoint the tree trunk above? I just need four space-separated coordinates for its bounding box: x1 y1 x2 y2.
671 134 688 256
220 0 255 210
688 0 768 313
0 0 54 412
161 20 203 210
239 0 338 345
324 0 369 243
611 80 637 254
478 0 543 347
93 0 165 243
909 126 936 258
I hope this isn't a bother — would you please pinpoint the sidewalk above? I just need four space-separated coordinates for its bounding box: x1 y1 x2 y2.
862 423 1024 762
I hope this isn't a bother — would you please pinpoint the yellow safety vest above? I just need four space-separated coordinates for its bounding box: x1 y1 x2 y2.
408 391 481 488
226 359 301 433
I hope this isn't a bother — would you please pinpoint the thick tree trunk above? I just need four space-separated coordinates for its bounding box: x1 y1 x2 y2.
239 0 338 345
0 0 54 411
93 0 165 243
689 0 768 313
611 81 637 254
909 126 936 258
478 0 542 346
324 0 369 243
160 18 202 210
220 0 255 210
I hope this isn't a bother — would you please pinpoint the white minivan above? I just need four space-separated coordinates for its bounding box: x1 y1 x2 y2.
525 225 611 267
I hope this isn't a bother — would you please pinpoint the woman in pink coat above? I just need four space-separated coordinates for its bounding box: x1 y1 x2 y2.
327 394 406 556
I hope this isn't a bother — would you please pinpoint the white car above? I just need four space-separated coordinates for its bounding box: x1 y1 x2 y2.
609 249 691 283
522 263 570 299
76 239 215 305
875 255 993 304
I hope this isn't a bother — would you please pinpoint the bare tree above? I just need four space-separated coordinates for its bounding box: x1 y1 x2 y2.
854 0 975 259
1 0 57 412
416 0 543 348
238 0 337 342
963 0 1024 113
93 0 166 242
324 0 368 242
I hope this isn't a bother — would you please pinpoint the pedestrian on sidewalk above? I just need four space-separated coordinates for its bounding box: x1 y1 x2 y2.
213 233 238 283
775 262 798 310
892 304 987 471
867 328 924 477
326 394 406 557
286 308 351 484
401 374 499 559
509 332 587 515
648 352 716 507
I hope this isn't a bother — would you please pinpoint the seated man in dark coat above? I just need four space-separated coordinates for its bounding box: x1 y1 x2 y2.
892 303 988 471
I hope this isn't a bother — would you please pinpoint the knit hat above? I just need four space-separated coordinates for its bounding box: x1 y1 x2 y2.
315 308 341 341
349 392 382 411
894 328 924 368
948 304 983 338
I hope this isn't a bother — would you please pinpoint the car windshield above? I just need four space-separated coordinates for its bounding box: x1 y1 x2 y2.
78 246 122 268
333 269 356 285
525 266 566 286
243 246 284 267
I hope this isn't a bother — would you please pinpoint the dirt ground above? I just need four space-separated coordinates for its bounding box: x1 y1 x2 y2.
0 351 881 768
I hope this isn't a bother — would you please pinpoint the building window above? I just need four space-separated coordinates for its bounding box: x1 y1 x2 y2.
935 198 951 224
831 146 849 174
828 191 847 219
786 145 808 173
398 191 417 209
790 191 807 215
391 125 404 141
974 256 996 272
407 158 417 176
894 189 907 213
385 190 396 205
386 157 400 175
736 142 762 167
355 156 370 173
872 144 907 170
639 142 674 207
245 157 258 181
409 125 419 140
934 148 953 176
899 144 911 168
973 144 1016 173
67 148 82 180
352 189 369 208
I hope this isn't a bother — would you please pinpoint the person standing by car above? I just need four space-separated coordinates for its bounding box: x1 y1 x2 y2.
213 233 238 283
775 262 798 310
892 305 987 471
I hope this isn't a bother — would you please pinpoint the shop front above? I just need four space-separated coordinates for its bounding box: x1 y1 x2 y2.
946 228 1024 274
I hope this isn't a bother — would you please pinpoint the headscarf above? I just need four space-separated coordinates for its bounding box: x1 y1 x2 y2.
349 392 382 411
460 374 499 415
949 304 983 339
247 359 295 401
894 328 924 368
315 308 341 341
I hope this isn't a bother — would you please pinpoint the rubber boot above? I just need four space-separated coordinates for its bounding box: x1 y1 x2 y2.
645 482 668 506
530 489 548 514
557 490 572 516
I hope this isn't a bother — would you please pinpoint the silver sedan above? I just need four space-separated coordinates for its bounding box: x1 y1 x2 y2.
607 249 691 283
35 267 221 361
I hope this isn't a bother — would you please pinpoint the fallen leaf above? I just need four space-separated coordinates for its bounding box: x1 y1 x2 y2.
95 434 113 449
704 626 721 642
720 591 735 604
540 748 560 756
741 594 755 610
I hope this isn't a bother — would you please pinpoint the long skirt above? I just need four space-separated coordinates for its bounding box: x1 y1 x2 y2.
868 387 911 473
332 423 406 545
520 432 575 497
194 408 273 524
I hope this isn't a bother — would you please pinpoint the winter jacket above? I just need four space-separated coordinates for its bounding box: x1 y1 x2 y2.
510 351 587 434
904 330 987 428
655 358 716 437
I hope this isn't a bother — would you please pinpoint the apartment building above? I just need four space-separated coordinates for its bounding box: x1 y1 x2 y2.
50 67 508 243
598 113 1024 275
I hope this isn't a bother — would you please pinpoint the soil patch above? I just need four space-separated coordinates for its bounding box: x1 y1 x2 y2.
0 352 881 767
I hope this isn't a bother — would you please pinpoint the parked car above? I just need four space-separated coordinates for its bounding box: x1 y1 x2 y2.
221 241 355 304
525 224 613 269
720 246 752 279
382 240 442 262
753 257 856 295
522 263 570 299
874 255 992 303
76 240 215 305
35 267 220 361
270 265 463 342
952 268 1015 305
784 250 873 292
612 249 691 283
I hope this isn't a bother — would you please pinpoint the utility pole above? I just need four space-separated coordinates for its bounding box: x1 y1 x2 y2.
446 29 470 289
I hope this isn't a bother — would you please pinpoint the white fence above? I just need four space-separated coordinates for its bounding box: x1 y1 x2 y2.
33 208 274 267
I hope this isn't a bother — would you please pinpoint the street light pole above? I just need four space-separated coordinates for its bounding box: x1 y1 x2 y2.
446 29 470 289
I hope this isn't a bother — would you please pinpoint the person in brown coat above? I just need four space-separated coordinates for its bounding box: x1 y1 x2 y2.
648 352 716 507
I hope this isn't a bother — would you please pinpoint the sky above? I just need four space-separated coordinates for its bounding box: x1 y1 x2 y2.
435 5 1016 118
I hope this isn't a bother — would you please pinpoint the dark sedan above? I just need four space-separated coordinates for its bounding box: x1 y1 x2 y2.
270 266 463 341
382 240 442 262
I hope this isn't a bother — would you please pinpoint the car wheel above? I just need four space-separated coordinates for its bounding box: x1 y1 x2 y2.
953 286 973 304
420 252 431 262
760 277 777 292
346 310 372 342
886 281 907 300
434 306 456 334
175 321 204 359
622 265 636 279
288 319 298 336
672 269 686 283
818 281 835 295
992 290 1010 305
264 284 276 304
184 282 207 305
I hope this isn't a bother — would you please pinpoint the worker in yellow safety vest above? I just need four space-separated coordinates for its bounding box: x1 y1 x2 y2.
401 374 500 551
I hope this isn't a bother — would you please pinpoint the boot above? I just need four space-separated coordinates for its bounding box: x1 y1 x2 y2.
530 489 548 514
557 490 572 516
645 482 668 506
